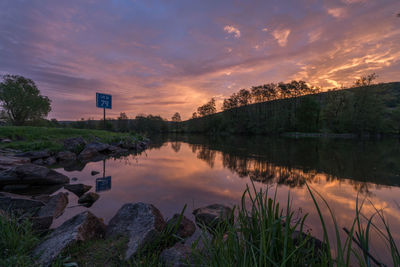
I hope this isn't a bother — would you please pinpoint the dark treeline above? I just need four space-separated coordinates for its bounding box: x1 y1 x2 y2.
181 81 400 135
155 134 400 190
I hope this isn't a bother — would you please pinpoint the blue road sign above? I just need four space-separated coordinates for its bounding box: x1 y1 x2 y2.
96 176 112 192
96 93 112 109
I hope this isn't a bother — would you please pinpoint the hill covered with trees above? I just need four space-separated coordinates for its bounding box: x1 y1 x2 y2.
180 80 400 135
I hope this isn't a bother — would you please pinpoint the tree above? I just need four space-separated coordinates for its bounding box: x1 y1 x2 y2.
0 75 51 125
192 112 198 119
197 98 217 117
171 112 181 122
117 112 129 132
354 73 378 87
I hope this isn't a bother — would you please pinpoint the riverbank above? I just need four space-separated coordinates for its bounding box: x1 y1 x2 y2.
0 126 145 152
1 183 398 266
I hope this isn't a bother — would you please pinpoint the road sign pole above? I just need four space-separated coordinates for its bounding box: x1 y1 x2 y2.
103 107 106 130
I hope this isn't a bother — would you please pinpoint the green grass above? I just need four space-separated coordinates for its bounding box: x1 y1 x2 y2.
1 186 399 266
0 212 40 267
0 126 143 152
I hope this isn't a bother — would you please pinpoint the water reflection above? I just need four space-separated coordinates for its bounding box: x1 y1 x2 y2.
52 135 400 265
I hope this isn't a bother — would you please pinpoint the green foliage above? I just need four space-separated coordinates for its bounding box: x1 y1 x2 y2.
182 82 400 135
0 213 40 267
0 75 51 126
0 126 140 152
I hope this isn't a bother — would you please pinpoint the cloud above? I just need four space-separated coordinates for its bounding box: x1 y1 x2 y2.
224 25 241 38
272 29 291 47
327 8 347 18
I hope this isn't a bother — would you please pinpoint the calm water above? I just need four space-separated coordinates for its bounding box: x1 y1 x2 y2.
54 135 400 264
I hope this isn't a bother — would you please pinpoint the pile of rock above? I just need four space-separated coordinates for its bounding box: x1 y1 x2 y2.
26 202 230 266
11 136 149 167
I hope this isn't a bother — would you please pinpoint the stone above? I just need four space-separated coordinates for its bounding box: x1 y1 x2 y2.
56 151 77 161
184 228 212 252
85 142 110 152
192 204 232 229
30 216 53 232
106 145 120 153
0 164 69 186
78 147 101 161
44 156 57 166
64 137 86 152
33 211 106 266
36 192 68 219
106 202 166 260
64 184 92 197
167 214 196 239
71 177 78 181
0 155 30 166
78 192 99 206
91 170 99 176
1 138 12 143
32 158 44 165
0 192 45 214
15 150 51 160
160 243 192 267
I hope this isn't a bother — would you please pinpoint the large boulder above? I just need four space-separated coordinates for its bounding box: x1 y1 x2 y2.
192 204 232 229
160 243 192 267
64 184 92 197
15 150 51 160
167 214 196 239
85 142 110 152
0 192 45 214
0 164 69 186
64 137 86 152
44 156 57 166
106 202 166 260
0 155 30 166
78 192 99 207
36 192 68 219
78 147 101 162
56 151 77 162
33 211 106 266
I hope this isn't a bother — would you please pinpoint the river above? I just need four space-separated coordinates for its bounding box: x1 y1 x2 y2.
54 135 400 264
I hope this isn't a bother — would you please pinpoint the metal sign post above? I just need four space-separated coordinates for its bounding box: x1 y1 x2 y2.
96 93 112 130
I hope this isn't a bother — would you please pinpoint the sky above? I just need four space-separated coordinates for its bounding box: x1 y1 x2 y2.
0 0 399 120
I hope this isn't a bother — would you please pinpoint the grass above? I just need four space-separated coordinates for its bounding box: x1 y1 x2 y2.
0 212 40 267
0 186 399 266
0 126 143 152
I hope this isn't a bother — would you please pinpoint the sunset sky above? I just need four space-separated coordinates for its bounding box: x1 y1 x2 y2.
1 0 399 120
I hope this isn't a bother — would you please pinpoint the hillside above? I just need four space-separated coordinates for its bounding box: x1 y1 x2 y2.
180 82 400 135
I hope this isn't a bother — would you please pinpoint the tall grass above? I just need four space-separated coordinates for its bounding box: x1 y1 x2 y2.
190 182 400 267
0 213 40 267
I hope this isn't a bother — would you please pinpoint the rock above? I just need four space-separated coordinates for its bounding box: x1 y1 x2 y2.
292 231 326 255
167 214 196 239
64 137 86 152
106 145 120 153
56 151 77 161
106 202 166 260
160 243 192 267
78 147 101 161
36 192 68 219
33 211 106 266
30 216 53 232
64 184 92 197
2 184 63 196
0 192 45 214
44 156 56 166
32 158 44 165
15 150 51 160
1 138 12 143
78 192 99 206
0 164 69 186
0 155 30 166
85 142 110 152
91 170 99 176
71 177 78 181
184 228 212 252
192 204 232 229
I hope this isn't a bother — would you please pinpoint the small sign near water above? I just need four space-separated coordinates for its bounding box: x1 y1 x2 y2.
96 93 112 109
96 176 112 192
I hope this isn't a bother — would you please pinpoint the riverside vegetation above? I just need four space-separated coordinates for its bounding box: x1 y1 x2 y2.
1 182 399 266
